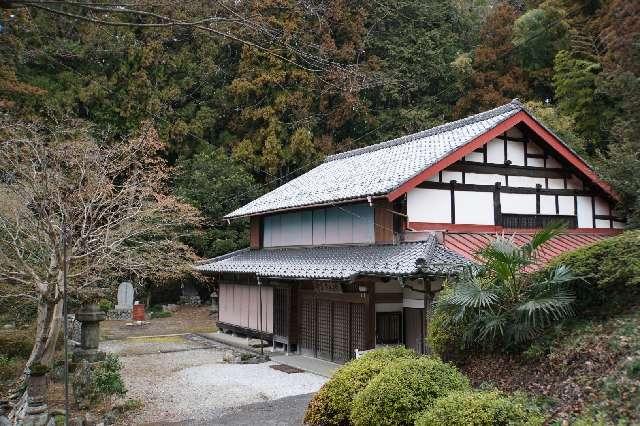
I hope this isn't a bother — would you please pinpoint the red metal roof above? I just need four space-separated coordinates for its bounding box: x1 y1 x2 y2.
443 231 616 268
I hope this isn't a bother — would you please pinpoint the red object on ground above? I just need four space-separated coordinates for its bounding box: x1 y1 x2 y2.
132 304 145 321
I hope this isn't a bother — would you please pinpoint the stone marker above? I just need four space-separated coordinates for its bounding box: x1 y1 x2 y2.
115 281 134 310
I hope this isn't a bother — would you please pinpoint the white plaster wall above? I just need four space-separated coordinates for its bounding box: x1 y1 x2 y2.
508 175 546 188
403 299 424 309
614 221 625 229
487 138 504 164
540 195 556 215
465 173 505 185
528 158 545 167
455 191 494 224
548 178 565 189
596 219 610 228
501 193 536 214
407 188 451 223
427 173 439 182
442 170 463 182
577 196 593 228
526 141 543 154
465 151 484 162
507 140 525 166
558 196 574 215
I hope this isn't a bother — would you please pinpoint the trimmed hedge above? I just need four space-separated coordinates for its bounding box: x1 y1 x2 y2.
350 357 470 426
415 390 544 426
548 231 640 289
0 327 34 359
303 346 418 425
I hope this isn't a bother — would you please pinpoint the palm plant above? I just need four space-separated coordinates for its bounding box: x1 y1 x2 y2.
435 223 575 350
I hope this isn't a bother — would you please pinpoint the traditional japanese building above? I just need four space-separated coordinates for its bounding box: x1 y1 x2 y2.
196 100 623 362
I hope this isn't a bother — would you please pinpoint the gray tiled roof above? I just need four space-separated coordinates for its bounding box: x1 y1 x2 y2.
226 100 523 218
195 236 469 280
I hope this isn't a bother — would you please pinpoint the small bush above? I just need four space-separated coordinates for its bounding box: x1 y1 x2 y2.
98 299 114 313
0 327 34 359
427 297 465 360
304 346 418 425
350 357 470 426
92 354 127 401
415 390 544 426
150 310 171 319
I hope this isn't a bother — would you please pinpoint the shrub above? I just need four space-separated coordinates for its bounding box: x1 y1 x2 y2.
0 327 34 359
150 310 171 319
549 231 640 289
546 231 640 313
435 224 576 350
98 299 114 313
304 346 418 425
349 357 470 426
415 390 544 426
427 288 465 360
92 354 127 400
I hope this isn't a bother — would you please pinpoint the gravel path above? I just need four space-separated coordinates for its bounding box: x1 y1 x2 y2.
106 336 326 425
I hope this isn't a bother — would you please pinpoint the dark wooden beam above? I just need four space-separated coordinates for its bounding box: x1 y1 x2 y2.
450 180 456 224
536 184 542 214
493 182 502 226
417 181 594 196
446 162 570 178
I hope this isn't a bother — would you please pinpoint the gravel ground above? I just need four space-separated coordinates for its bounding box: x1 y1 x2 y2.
106 336 326 425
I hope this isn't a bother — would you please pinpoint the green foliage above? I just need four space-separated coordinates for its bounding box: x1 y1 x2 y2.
349 357 470 426
91 354 127 400
29 362 50 376
98 299 114 313
546 231 640 313
303 346 418 425
435 224 576 350
426 288 464 360
150 311 171 319
415 390 544 426
513 5 569 72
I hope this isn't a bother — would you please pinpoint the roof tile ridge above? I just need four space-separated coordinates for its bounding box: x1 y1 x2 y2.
325 100 523 163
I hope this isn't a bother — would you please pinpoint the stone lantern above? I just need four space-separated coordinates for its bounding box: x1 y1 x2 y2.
72 303 106 363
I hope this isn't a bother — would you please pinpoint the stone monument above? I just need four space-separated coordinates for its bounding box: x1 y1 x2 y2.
179 282 201 305
110 281 134 320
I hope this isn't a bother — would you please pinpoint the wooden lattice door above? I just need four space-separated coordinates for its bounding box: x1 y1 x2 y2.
298 292 315 356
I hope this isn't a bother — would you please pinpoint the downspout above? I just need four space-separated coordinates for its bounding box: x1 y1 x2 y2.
257 276 264 356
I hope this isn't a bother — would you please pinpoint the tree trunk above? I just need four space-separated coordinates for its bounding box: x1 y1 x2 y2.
26 296 63 369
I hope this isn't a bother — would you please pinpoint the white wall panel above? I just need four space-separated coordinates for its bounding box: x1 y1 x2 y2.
526 141 543 154
486 138 504 164
441 171 463 182
427 173 439 182
614 221 625 229
540 195 556 215
596 219 610 228
558 196 574 215
407 188 451 223
548 178 565 189
506 127 524 138
455 191 494 225
577 196 593 228
465 173 505 185
501 193 536 214
466 151 484 162
528 158 545 167
507 140 525 166
375 303 402 312
508 175 546 188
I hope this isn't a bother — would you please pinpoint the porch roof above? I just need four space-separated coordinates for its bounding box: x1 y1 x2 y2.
195 236 468 280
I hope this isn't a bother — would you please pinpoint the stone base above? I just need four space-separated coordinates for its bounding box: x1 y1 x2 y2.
106 308 132 320
72 349 105 364
179 295 201 306
17 411 50 426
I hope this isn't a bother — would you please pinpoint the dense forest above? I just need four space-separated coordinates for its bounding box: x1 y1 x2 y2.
1 0 638 260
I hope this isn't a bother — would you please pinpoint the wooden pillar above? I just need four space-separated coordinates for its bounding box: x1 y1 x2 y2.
422 278 433 355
